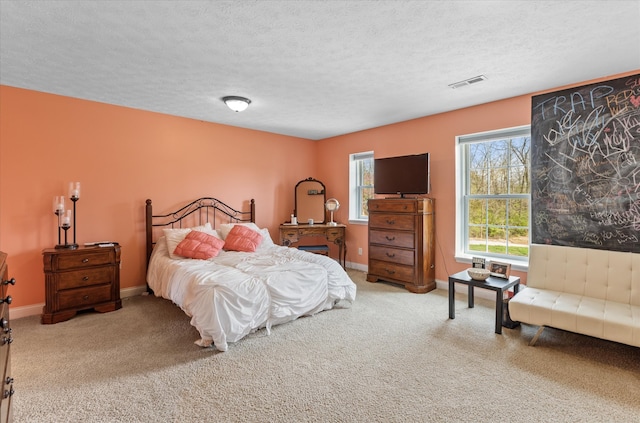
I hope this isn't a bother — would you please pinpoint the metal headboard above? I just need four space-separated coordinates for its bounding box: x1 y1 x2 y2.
145 197 255 268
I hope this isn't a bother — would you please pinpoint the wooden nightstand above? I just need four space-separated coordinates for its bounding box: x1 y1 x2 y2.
42 245 122 324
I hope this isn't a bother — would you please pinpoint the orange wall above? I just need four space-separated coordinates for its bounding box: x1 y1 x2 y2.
2 69 638 311
0 86 317 308
316 69 640 285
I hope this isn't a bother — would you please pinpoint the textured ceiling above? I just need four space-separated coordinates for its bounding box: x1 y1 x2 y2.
1 1 639 140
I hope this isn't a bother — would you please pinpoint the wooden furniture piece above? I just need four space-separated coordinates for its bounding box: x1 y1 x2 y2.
279 223 346 268
145 197 355 351
42 245 122 324
0 252 15 423
366 198 435 293
448 270 521 334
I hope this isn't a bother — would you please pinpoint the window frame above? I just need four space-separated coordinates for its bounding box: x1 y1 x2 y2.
455 125 531 271
349 151 374 224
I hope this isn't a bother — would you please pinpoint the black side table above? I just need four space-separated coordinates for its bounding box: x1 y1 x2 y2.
448 270 520 334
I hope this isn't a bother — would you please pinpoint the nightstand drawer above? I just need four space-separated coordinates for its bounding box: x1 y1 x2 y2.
54 250 113 271
58 284 113 311
369 245 414 266
369 214 415 231
57 267 114 290
369 229 414 249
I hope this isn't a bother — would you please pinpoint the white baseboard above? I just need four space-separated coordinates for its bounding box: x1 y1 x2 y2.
10 277 495 320
348 263 497 302
10 285 149 320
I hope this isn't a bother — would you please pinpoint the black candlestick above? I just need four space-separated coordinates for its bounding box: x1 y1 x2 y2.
71 196 78 245
54 210 62 245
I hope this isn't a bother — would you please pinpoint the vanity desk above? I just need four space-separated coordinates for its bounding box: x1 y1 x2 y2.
279 223 346 269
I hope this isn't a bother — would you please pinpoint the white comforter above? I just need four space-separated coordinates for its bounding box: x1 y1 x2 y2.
147 238 356 351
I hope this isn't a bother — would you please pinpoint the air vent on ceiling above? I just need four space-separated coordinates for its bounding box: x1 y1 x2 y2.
448 75 487 89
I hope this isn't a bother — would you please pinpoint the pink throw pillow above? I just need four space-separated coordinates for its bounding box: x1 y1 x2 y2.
173 230 225 259
223 225 263 252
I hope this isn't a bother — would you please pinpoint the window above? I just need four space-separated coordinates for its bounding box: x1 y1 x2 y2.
349 151 374 223
456 126 531 265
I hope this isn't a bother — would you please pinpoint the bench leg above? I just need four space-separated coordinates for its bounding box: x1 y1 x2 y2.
529 326 545 346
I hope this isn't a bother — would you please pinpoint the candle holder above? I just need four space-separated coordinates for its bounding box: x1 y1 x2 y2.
55 209 77 249
53 190 79 249
69 182 80 246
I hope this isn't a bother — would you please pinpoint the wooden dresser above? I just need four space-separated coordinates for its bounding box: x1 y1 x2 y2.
0 251 15 423
366 198 435 293
42 245 122 324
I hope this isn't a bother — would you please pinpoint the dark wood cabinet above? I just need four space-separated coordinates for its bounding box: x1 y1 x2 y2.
366 198 435 293
0 252 14 423
42 246 122 324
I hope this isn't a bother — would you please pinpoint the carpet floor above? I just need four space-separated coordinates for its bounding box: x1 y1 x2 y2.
10 269 640 422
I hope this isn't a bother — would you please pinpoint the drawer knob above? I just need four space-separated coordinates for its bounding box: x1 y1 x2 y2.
385 269 396 275
2 278 15 286
83 295 90 301
0 319 7 329
4 377 13 385
385 236 396 241
1 336 12 345
0 296 11 305
385 252 396 258
82 258 89 263
82 276 90 281
385 219 395 225
3 387 14 399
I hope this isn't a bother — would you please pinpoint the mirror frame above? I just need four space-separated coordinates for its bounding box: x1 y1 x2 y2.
294 177 326 224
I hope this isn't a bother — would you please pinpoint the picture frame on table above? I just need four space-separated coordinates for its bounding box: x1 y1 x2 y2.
488 261 511 279
472 257 486 269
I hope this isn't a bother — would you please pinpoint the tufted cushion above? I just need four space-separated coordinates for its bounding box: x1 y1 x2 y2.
163 223 217 259
173 230 225 260
218 222 261 240
223 224 263 252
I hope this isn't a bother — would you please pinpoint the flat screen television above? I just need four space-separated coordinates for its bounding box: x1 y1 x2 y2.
374 153 430 197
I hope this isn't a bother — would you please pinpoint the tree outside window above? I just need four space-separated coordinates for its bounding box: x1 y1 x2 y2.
461 128 531 260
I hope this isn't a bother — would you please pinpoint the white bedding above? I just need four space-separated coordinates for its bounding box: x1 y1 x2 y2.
147 235 356 351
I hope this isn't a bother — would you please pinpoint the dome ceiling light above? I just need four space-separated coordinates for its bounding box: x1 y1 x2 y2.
222 96 251 112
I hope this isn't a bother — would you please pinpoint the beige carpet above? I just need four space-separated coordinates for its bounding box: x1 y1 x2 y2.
11 270 640 422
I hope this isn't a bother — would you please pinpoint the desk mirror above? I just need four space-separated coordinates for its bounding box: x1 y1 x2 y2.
295 178 326 224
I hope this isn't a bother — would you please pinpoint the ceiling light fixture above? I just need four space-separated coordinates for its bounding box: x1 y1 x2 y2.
222 96 251 112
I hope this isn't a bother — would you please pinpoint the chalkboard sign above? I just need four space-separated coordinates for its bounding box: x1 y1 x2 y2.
531 73 640 253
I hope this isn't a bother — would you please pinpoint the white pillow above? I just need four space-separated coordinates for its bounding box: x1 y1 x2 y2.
163 223 219 259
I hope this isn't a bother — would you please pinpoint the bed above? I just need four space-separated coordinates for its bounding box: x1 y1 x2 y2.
145 197 357 351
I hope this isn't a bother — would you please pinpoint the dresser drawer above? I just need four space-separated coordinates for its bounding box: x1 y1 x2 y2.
54 250 114 271
57 267 114 290
369 260 415 283
57 284 113 311
369 245 414 266
368 200 417 213
369 214 415 231
369 229 414 249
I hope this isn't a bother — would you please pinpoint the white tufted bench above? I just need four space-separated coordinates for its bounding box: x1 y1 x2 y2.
509 244 640 347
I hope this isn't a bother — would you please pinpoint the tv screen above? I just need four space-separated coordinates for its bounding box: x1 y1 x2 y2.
374 153 430 197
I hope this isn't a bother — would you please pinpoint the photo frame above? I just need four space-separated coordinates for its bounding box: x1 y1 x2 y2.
488 261 511 279
471 257 486 269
